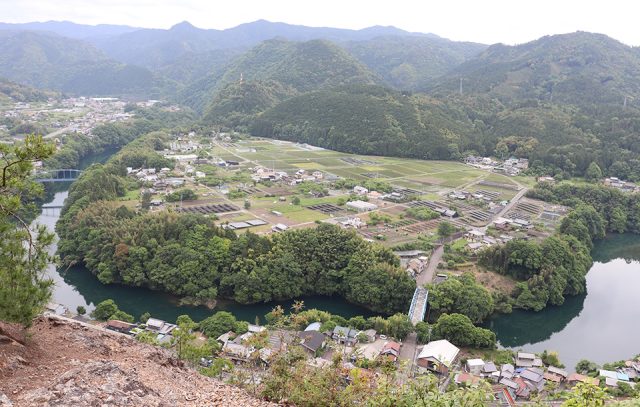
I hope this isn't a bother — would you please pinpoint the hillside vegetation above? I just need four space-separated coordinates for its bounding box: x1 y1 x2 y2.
0 31 171 97
430 32 640 106
344 36 486 90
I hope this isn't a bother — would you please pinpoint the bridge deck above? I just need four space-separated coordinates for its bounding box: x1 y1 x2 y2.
408 287 428 325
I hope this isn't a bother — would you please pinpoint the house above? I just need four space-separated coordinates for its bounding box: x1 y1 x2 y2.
567 373 599 386
272 223 289 232
346 200 378 212
216 331 235 345
544 366 568 383
332 326 359 346
515 352 542 368
483 362 498 375
416 339 460 375
304 322 322 332
499 378 519 392
223 342 252 361
514 377 531 399
353 186 369 195
520 368 545 392
455 372 481 387
501 364 515 380
379 341 401 362
297 331 326 355
493 386 516 407
465 230 485 242
599 369 618 380
145 318 176 335
363 329 377 343
467 358 485 375
494 219 510 230
406 258 424 277
106 320 135 334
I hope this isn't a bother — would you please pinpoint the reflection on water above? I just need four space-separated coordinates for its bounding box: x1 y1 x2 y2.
488 234 640 370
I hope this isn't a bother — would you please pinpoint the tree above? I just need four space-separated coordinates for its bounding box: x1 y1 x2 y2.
199 311 247 339
432 313 496 348
173 315 197 360
90 299 119 321
244 200 251 209
415 321 431 344
575 359 599 375
76 306 86 315
437 221 456 238
292 196 301 205
110 309 134 323
585 162 602 182
139 312 151 323
562 383 608 406
0 135 56 330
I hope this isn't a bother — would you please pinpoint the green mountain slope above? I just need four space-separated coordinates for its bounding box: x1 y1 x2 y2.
202 80 297 129
0 31 171 97
217 39 380 92
180 38 380 113
0 77 59 103
344 36 486 90
430 32 640 107
251 84 478 159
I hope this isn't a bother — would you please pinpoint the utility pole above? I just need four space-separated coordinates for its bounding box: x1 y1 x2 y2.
459 78 463 95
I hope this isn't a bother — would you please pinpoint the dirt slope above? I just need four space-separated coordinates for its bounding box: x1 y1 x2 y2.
0 316 277 407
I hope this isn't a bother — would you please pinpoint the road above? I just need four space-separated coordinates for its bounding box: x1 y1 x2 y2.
43 126 71 140
480 185 529 231
416 245 444 287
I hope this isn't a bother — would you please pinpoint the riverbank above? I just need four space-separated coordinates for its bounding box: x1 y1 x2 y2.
486 233 640 370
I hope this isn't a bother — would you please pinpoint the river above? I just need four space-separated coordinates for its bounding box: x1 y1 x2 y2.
36 190 375 325
486 233 640 371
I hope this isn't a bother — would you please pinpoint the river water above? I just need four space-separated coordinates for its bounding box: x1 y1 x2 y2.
486 233 640 371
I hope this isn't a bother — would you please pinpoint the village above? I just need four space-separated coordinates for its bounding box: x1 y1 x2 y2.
0 96 169 143
42 300 640 404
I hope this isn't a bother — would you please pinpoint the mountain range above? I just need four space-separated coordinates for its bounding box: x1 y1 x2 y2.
2 19 640 178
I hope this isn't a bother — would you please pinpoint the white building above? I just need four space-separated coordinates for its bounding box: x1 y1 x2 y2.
346 200 378 212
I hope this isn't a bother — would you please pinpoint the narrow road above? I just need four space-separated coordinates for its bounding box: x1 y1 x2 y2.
397 332 418 383
416 245 444 287
43 126 71 139
482 186 529 231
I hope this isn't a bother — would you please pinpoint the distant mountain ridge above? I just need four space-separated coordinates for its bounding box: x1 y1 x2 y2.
90 19 439 69
0 20 140 39
0 30 171 97
429 31 640 106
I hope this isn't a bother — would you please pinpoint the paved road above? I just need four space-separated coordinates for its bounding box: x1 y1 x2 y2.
43 126 71 139
397 332 418 383
416 245 444 287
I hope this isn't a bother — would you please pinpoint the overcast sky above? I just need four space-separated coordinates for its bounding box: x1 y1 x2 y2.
1 0 638 45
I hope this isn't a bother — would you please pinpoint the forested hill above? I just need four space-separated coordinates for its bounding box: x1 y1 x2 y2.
251 84 480 159
0 30 172 97
0 78 59 103
344 36 486 90
187 39 381 115
429 32 640 107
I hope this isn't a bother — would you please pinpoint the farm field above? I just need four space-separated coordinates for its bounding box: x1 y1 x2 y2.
152 137 536 246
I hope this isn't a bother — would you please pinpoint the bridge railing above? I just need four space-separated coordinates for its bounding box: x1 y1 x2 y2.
408 287 420 319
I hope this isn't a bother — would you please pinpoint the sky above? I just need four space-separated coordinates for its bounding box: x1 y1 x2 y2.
0 0 639 45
